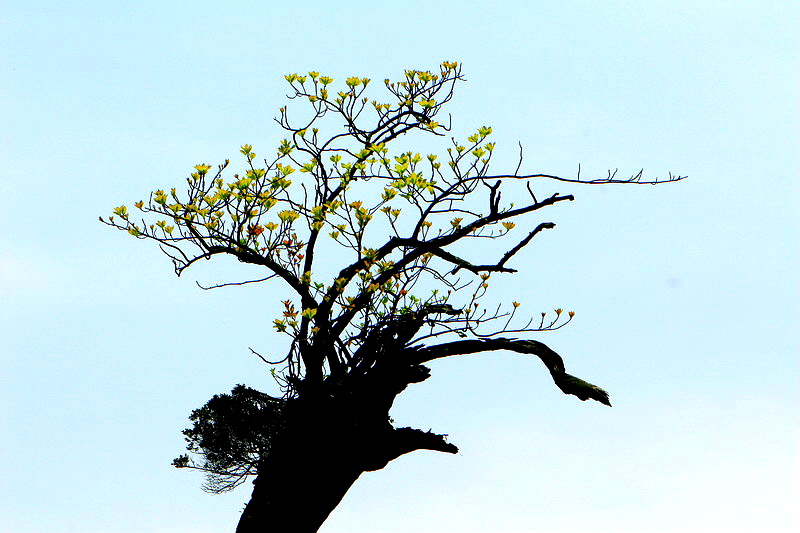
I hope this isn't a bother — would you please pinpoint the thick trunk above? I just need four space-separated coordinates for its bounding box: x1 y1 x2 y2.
235 444 363 533
234 399 376 533
234 368 457 532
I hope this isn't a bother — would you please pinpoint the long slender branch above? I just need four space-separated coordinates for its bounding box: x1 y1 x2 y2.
487 171 687 185
196 275 278 290
209 246 316 306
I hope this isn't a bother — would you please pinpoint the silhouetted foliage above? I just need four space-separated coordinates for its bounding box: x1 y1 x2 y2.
173 385 285 493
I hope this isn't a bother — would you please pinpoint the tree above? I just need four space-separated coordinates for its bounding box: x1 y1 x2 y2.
102 61 683 532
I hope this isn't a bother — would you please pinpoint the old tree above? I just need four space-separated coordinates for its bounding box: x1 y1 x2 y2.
103 62 682 532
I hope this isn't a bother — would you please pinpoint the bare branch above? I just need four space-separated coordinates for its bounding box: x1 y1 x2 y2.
196 275 278 290
486 171 686 185
409 337 610 406
363 427 459 472
249 347 291 366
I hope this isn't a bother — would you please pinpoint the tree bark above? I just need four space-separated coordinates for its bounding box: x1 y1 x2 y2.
235 445 363 533
235 399 367 533
234 382 458 533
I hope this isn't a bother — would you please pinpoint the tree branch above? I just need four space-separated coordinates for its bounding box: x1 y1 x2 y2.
486 171 687 185
328 195 574 338
363 427 459 472
409 337 610 406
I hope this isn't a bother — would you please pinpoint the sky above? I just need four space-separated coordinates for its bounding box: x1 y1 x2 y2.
1 1 798 532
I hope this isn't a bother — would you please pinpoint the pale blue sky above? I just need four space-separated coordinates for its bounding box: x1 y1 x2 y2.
2 1 798 532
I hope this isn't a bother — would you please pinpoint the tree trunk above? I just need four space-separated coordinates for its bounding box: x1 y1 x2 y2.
234 369 456 532
235 398 373 533
235 444 363 533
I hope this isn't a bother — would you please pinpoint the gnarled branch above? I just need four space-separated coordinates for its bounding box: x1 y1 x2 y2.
409 337 610 406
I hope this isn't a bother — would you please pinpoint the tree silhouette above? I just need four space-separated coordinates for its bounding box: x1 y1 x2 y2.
103 61 683 532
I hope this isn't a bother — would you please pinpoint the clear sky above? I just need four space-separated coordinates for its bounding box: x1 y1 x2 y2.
2 1 798 532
